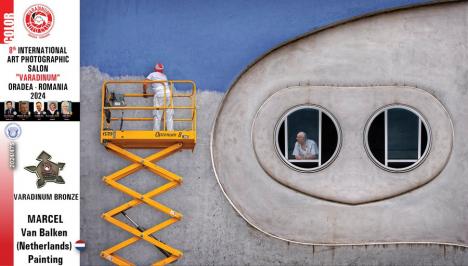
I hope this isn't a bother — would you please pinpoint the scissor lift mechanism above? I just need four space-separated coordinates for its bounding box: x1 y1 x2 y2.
99 80 196 265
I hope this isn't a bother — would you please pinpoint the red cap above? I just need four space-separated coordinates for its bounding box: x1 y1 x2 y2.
154 63 164 73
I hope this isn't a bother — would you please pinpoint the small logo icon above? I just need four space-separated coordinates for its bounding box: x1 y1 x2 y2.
4 123 21 140
24 151 65 188
75 240 86 251
23 4 54 38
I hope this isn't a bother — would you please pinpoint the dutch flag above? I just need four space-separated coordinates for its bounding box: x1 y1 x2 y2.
75 240 86 251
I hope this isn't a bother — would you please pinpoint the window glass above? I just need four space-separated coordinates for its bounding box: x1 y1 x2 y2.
367 112 385 165
276 106 340 172
387 108 419 160
365 105 430 172
321 112 339 165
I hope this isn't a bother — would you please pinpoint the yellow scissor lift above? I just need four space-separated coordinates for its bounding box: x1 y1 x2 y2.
99 80 196 265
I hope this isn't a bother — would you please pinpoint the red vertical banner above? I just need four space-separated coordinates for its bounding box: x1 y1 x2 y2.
0 0 15 263
0 0 14 44
0 138 14 266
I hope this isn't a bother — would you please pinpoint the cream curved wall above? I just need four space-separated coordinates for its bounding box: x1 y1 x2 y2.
212 1 468 245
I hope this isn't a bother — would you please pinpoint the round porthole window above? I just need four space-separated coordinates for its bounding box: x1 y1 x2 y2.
275 105 341 172
365 105 431 172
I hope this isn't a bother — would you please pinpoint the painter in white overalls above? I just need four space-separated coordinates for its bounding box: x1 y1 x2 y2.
143 63 173 131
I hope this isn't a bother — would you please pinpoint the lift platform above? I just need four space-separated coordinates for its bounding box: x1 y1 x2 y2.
99 80 196 266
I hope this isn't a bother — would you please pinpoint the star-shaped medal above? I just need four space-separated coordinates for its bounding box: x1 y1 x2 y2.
25 151 66 188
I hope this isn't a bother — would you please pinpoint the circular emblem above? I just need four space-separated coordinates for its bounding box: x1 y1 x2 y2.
23 4 54 38
4 123 22 140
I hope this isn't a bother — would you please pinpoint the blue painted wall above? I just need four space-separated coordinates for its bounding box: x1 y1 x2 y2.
81 0 431 91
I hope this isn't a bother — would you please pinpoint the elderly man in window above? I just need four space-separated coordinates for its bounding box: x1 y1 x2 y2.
292 131 318 160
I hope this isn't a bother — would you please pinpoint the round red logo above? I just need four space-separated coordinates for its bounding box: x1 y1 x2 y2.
23 4 54 38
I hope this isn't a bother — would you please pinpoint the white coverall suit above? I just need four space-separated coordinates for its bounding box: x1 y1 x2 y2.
146 71 173 131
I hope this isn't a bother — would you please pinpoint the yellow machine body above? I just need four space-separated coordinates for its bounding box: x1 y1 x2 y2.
99 79 197 265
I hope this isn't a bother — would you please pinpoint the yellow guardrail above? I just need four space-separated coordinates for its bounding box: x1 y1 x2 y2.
100 79 197 135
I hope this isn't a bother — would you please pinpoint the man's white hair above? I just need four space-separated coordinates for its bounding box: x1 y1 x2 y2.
297 131 307 138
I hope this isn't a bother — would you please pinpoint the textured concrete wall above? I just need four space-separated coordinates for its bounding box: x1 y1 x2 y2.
213 1 468 247
81 2 468 265
81 69 468 266
211 0 468 257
